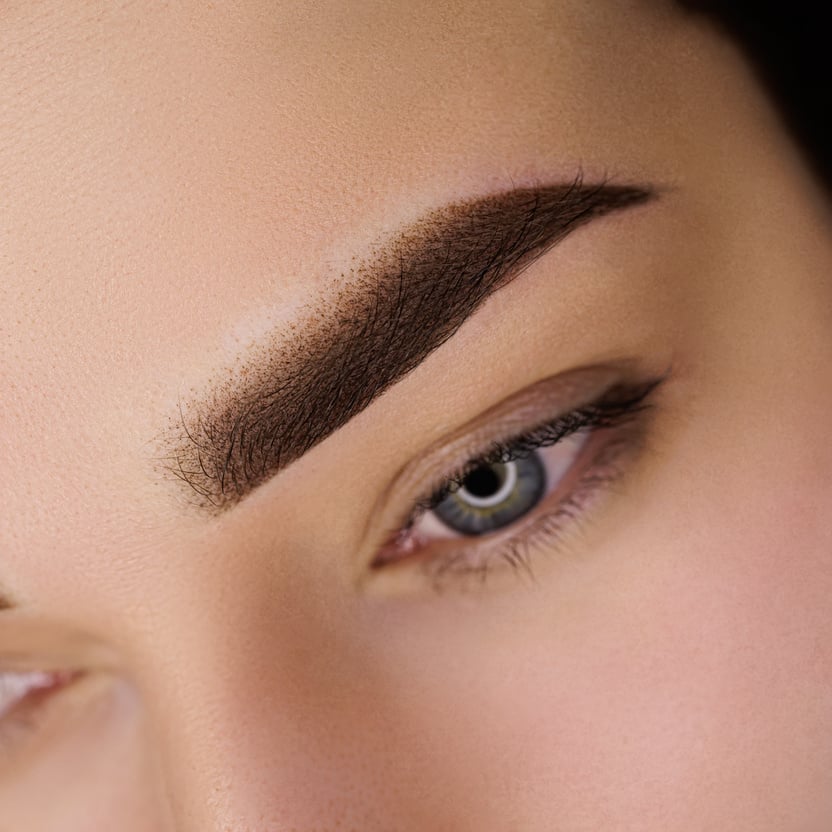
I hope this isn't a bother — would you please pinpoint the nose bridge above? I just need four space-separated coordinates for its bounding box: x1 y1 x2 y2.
139 583 392 832
152 671 329 831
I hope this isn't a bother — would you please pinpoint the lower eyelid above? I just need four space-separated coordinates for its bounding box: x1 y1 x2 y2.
411 412 654 595
417 430 640 588
370 374 665 587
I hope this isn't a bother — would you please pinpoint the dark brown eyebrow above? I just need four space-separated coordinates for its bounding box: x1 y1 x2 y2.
163 177 654 511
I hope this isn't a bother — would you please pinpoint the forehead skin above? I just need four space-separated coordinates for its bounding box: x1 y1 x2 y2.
1 1 832 830
0 0 695 556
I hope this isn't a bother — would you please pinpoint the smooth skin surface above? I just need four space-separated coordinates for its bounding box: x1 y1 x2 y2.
1 1 831 829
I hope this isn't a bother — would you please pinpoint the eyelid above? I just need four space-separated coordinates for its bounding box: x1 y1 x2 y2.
364 364 634 544
410 429 591 544
0 672 53 716
373 411 649 593
412 382 656 522
0 669 98 771
0 617 121 671
362 364 668 590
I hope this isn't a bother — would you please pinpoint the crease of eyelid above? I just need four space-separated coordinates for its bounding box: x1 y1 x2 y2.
372 425 643 593
358 364 634 550
374 378 666 592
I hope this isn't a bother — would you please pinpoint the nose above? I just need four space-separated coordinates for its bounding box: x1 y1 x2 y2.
135 576 415 832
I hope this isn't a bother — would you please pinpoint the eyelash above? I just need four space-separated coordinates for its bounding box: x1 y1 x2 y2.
377 376 664 588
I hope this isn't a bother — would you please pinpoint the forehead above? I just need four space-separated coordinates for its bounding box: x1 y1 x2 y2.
0 2 685 562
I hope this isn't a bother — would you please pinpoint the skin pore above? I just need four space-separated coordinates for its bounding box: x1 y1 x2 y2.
1 1 831 829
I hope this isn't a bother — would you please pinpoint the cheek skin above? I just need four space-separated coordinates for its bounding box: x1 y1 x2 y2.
359 475 832 830
567 479 832 829
352 320 832 830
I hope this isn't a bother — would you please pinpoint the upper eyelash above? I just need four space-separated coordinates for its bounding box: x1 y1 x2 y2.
418 431 641 588
410 376 664 521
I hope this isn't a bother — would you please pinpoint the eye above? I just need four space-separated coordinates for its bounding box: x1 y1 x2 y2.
372 373 666 587
434 454 546 535
0 670 78 762
426 433 587 538
0 671 59 718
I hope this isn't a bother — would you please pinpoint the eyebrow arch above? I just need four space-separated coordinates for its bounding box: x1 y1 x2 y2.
163 176 655 512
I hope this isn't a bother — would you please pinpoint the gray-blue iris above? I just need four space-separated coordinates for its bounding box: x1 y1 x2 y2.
433 452 547 536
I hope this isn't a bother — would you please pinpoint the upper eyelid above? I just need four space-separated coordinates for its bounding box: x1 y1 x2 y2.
405 400 663 588
358 364 661 553
410 377 663 521
371 367 625 507
411 418 577 518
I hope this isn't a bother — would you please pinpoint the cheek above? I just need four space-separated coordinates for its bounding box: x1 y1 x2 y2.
524 461 832 827
366 456 832 829
593 492 828 826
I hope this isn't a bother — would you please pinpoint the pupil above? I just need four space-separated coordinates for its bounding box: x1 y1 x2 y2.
463 465 503 498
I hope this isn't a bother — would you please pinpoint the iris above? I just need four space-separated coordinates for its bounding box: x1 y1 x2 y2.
433 453 547 536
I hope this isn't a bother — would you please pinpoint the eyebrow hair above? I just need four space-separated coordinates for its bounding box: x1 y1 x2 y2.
164 176 654 512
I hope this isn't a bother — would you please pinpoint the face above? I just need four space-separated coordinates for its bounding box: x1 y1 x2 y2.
1 1 831 829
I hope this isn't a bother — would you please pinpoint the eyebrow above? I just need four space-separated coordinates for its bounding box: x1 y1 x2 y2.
164 176 654 512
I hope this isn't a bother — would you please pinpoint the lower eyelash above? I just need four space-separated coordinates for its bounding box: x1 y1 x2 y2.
409 376 664 525
417 431 639 592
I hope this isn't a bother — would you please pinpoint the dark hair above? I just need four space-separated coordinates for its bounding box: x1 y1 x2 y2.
679 1 830 191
